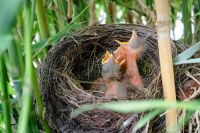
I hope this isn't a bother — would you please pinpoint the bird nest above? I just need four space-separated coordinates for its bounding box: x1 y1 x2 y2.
38 24 199 132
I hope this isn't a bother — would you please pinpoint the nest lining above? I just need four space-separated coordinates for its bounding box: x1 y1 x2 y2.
39 24 199 132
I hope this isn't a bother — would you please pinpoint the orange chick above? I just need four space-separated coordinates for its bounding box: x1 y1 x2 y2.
114 30 144 90
101 51 127 99
104 81 127 99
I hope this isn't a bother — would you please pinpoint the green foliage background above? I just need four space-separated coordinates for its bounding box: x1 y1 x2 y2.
0 0 200 132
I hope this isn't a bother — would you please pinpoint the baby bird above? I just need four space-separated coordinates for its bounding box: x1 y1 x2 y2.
104 81 127 99
102 51 122 81
114 30 145 90
128 30 144 56
101 51 128 99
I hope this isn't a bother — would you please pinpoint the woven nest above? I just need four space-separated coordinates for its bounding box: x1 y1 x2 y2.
39 24 199 132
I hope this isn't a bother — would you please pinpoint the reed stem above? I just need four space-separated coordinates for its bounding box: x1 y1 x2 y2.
155 0 177 132
0 54 11 133
17 1 33 132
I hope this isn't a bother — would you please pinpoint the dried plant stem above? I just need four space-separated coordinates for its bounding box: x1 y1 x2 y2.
127 11 133 24
108 1 116 23
155 0 177 132
103 0 112 24
67 0 73 23
88 0 96 26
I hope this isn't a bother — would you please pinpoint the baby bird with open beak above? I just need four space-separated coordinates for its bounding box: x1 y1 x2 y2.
114 30 145 90
101 51 122 81
101 51 127 99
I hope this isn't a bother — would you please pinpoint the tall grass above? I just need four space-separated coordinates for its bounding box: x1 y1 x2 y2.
0 54 11 133
0 0 199 132
17 1 33 132
36 0 50 39
181 0 192 44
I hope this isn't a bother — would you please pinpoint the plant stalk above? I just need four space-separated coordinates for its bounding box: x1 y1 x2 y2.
103 0 112 24
0 54 11 133
108 1 116 23
181 0 192 44
36 0 50 39
88 0 96 26
67 0 73 23
32 66 50 132
155 0 177 132
17 1 33 132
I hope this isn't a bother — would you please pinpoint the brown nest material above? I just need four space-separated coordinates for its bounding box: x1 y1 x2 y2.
39 24 200 132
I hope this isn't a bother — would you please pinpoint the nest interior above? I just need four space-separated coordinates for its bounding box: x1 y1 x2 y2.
39 24 199 133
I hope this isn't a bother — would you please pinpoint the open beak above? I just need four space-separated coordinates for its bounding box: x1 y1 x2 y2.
102 51 111 64
114 40 128 45
130 30 138 40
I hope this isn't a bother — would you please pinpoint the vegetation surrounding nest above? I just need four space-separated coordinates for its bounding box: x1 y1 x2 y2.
1 1 200 133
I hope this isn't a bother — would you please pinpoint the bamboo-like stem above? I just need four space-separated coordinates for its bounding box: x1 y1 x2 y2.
103 0 112 24
32 0 50 132
108 1 116 23
0 54 11 133
17 1 33 132
155 0 177 132
181 0 192 44
67 0 73 23
36 0 50 39
127 10 133 24
88 0 97 26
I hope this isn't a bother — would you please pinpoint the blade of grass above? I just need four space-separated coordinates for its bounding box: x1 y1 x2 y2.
32 65 50 132
174 58 200 65
27 113 39 133
132 109 163 132
71 100 200 118
173 41 200 63
0 54 11 133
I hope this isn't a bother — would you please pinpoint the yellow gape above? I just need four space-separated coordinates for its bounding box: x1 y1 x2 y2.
101 51 111 64
114 40 128 45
